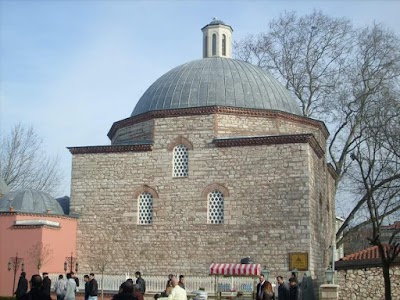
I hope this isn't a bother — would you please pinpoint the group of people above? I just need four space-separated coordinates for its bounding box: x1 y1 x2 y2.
14 272 55 300
14 271 98 300
256 272 315 300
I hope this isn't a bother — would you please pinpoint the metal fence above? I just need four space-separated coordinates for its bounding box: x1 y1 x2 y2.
49 274 257 294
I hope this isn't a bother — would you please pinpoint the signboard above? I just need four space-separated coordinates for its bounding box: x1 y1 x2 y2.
289 252 309 271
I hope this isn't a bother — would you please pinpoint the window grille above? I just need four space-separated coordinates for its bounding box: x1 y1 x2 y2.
208 190 224 224
138 192 153 225
173 144 189 177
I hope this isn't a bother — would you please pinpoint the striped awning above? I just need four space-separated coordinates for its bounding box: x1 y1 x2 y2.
209 263 262 276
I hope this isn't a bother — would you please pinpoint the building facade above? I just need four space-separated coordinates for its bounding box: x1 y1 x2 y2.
69 20 336 284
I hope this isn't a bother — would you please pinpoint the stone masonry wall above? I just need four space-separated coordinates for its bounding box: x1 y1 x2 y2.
71 114 331 282
336 266 400 300
111 119 154 144
216 114 326 149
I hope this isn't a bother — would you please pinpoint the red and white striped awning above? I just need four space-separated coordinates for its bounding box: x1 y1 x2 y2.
209 263 262 276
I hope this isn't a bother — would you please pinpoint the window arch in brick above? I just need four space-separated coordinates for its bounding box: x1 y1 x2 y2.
138 192 153 225
133 185 158 225
208 190 224 224
173 144 189 177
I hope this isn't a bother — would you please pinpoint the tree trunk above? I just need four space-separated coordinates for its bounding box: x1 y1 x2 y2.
382 262 392 300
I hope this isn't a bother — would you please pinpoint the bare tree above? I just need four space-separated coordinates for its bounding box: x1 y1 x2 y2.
234 11 400 246
349 116 400 300
0 123 63 196
28 242 54 273
91 245 112 300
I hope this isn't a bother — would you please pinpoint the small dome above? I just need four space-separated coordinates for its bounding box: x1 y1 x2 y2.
0 189 64 215
209 18 226 26
132 58 301 116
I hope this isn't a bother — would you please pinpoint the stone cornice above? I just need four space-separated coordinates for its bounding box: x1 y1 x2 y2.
0 212 78 220
12 224 61 230
327 163 339 181
107 106 329 140
213 134 325 158
68 144 152 155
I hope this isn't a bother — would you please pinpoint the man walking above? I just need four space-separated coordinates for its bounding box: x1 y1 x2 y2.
54 274 67 300
65 273 77 300
276 276 289 300
15 272 28 300
256 274 266 300
88 273 98 300
41 273 51 297
135 271 146 295
168 276 187 300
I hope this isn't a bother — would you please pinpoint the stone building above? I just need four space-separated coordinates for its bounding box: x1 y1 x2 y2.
69 19 336 283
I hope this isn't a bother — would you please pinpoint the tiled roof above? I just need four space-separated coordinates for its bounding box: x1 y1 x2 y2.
340 244 393 261
382 221 400 230
336 244 400 270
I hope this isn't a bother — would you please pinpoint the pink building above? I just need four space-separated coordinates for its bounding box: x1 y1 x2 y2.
0 189 77 297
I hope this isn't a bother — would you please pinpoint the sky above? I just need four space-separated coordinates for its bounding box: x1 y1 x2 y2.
1 0 400 197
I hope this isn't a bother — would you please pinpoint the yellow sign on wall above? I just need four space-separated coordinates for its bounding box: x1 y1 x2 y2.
289 252 309 271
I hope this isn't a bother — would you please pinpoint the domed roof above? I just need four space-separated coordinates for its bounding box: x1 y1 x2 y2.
0 189 64 215
131 58 301 117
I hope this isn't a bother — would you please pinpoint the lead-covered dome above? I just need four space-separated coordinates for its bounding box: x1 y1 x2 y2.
0 189 64 215
131 58 301 117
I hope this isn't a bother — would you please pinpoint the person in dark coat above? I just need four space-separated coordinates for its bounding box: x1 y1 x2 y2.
134 272 145 295
84 275 90 300
276 276 289 300
256 274 266 300
288 278 300 300
41 273 52 297
113 281 138 300
20 274 52 300
15 272 28 300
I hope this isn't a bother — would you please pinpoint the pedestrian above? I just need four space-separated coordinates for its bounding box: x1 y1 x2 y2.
167 276 187 300
256 274 266 300
41 273 51 297
65 273 77 300
88 273 99 300
165 274 173 296
288 278 300 300
262 281 274 300
135 271 146 295
54 274 67 300
178 275 185 290
276 276 289 300
20 274 51 300
113 281 138 300
84 275 90 300
71 272 80 291
15 272 28 300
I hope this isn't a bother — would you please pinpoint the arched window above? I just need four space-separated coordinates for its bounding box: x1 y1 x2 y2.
173 144 189 177
208 190 224 224
212 34 217 56
138 192 153 225
204 36 208 57
222 34 226 56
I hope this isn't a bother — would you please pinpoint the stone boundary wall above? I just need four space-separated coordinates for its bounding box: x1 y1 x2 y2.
336 266 400 299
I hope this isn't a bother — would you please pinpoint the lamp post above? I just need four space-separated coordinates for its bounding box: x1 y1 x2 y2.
8 253 24 296
325 267 335 284
64 252 78 273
